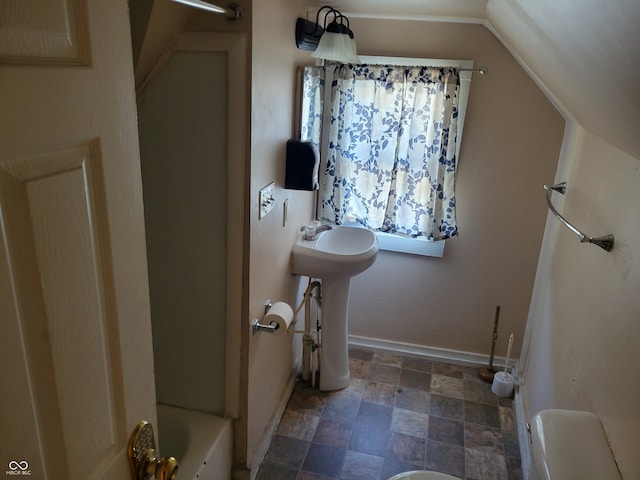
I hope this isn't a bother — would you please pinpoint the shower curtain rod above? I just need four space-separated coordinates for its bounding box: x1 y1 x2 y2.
459 67 488 75
544 182 614 252
169 0 242 20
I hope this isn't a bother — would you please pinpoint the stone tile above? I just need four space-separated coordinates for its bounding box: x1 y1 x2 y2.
427 415 464 446
463 365 486 382
506 455 524 480
255 461 298 480
288 383 327 414
363 381 397 406
429 393 463 421
301 443 346 478
465 423 503 454
349 358 371 379
430 374 464 398
357 401 393 426
464 400 501 428
381 454 423 480
263 434 309 470
502 432 521 458
313 417 353 448
328 378 365 402
372 352 404 368
277 409 321 441
401 356 432 373
349 421 390 457
258 346 525 480
464 378 499 405
349 402 393 456
369 363 401 385
424 439 465 478
395 387 430 414
399 369 430 391
499 405 516 431
339 450 384 480
386 431 427 466
297 472 335 480
432 362 464 378
464 448 507 480
349 346 374 361
323 396 360 423
391 408 429 439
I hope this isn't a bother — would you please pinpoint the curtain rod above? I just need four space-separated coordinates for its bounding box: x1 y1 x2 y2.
169 0 242 20
459 67 488 75
316 64 489 74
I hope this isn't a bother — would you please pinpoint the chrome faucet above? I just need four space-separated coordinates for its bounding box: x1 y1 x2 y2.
301 222 333 240
315 224 333 234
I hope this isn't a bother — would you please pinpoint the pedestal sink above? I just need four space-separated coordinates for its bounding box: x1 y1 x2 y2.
292 225 379 390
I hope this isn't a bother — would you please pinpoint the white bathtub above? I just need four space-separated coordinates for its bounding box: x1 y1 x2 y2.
157 404 233 480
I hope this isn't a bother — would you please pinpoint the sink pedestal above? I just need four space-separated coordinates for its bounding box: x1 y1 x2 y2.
290 225 379 391
319 277 351 391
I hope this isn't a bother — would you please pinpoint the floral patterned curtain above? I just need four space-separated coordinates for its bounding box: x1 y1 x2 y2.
302 64 460 241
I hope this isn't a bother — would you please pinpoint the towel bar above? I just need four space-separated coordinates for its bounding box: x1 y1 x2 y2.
543 182 614 252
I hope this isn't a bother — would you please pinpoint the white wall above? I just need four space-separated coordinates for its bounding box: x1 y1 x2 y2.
521 123 640 478
246 0 316 472
346 19 565 360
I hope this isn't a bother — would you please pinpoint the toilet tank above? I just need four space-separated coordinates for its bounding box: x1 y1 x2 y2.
529 409 622 480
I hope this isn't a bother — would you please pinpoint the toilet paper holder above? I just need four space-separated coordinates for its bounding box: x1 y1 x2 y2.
251 300 286 335
251 318 280 334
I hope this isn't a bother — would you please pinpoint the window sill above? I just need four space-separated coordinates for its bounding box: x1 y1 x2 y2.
376 232 445 258
341 221 445 258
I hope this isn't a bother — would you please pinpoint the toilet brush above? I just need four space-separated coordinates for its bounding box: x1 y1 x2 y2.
492 333 515 397
478 305 500 383
502 333 513 374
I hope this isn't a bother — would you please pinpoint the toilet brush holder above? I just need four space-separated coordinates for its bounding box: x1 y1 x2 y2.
491 371 514 397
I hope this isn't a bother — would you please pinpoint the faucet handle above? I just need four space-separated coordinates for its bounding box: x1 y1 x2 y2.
303 223 317 240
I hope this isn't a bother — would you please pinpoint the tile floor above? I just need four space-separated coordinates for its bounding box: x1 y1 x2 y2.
256 346 523 480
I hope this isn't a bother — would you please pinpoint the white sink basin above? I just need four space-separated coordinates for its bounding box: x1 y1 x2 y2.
292 225 379 279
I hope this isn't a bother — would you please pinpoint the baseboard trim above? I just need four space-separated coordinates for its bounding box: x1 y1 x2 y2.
348 334 516 368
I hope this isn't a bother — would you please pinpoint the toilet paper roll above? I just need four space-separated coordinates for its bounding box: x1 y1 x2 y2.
263 301 294 336
491 371 514 397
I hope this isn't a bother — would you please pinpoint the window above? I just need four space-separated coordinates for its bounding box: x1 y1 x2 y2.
300 56 474 257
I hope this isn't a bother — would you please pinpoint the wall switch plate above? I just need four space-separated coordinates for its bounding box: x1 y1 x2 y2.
259 182 275 219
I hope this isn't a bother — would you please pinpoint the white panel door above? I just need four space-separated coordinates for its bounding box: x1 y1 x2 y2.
0 1 156 479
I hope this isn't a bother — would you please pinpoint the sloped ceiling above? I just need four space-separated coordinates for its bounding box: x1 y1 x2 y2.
130 0 194 90
304 0 640 159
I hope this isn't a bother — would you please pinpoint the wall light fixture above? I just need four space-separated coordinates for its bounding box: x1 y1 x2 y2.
295 6 360 63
